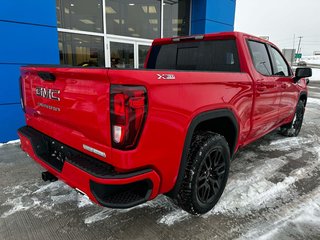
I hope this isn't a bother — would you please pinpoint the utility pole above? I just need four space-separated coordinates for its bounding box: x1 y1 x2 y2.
295 36 303 63
292 34 295 66
297 36 303 54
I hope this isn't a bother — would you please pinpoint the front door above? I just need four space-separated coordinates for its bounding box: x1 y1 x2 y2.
268 45 298 120
247 40 281 139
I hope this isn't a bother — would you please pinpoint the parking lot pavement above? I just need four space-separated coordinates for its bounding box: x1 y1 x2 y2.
1 85 320 240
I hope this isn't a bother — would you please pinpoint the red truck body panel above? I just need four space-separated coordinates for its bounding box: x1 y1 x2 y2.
18 32 308 208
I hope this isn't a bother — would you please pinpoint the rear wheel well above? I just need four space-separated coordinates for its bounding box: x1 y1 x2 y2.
194 117 237 156
167 110 238 198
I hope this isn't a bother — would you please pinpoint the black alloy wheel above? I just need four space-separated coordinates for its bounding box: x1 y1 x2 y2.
196 148 225 204
280 100 305 137
176 132 230 215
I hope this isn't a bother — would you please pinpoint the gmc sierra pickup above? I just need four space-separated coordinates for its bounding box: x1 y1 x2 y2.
18 32 312 214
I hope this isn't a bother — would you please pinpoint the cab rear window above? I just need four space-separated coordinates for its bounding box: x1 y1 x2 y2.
146 39 240 72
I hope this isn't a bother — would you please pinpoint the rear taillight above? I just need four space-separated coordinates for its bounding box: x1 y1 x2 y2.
19 77 25 112
110 85 147 150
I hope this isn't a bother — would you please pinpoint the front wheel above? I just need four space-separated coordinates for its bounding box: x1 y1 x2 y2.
279 100 305 137
176 132 230 215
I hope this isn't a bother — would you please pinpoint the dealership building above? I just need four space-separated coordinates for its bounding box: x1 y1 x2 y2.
0 0 236 142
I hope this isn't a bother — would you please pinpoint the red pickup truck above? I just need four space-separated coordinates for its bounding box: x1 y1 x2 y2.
18 32 311 214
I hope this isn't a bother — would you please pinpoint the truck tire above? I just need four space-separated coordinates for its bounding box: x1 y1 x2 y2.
279 100 305 137
176 132 230 215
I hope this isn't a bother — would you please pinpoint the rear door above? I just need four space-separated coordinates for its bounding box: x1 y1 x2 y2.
247 40 282 139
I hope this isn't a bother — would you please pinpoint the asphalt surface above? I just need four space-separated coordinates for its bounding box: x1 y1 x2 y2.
1 82 320 240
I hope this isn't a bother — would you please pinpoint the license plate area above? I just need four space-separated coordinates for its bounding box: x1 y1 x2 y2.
35 137 67 172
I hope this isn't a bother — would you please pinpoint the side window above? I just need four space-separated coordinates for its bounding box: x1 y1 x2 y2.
270 47 290 76
248 41 272 76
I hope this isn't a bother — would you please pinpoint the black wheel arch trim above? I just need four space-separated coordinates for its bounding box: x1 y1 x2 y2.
168 109 239 198
299 91 308 106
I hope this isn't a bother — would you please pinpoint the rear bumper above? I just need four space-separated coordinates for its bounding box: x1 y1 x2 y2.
18 126 160 208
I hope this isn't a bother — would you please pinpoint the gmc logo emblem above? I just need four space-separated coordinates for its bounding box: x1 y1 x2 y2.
35 87 60 101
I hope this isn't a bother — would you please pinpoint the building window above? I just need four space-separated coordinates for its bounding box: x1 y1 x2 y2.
56 0 191 68
105 0 161 39
163 0 190 37
59 32 105 67
138 45 150 68
56 0 103 33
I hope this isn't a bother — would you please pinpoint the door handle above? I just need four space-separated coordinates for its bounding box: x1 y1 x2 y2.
281 83 287 89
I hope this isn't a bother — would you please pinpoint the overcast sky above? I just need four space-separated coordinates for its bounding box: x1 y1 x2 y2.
234 0 320 56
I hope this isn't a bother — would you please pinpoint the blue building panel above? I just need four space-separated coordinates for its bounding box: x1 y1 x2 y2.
204 20 234 33
0 0 58 142
191 0 207 22
191 0 236 35
0 21 59 64
205 0 236 27
0 104 25 142
0 64 21 104
0 0 57 27
190 20 206 35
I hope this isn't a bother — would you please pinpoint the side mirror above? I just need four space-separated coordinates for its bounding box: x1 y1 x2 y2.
294 68 312 83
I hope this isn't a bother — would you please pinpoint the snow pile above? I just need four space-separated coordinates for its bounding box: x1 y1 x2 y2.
300 55 320 65
0 139 20 147
309 68 320 81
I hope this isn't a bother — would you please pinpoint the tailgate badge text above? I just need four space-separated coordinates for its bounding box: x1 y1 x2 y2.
157 74 175 80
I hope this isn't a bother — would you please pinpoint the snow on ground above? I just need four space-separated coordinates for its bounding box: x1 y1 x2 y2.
310 68 320 81
238 187 320 240
298 55 320 80
301 55 320 65
4 129 318 227
1 181 91 218
308 97 320 105
209 135 320 217
1 97 320 236
0 139 20 147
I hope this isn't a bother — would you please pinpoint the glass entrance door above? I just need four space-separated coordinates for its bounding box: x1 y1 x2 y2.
109 41 134 68
107 37 152 69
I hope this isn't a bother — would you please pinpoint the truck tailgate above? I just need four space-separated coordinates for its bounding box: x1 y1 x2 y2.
20 66 111 150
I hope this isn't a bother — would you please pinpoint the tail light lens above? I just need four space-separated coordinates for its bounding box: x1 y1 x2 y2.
110 85 147 150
